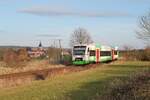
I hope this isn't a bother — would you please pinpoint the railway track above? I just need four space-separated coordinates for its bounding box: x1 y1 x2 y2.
0 64 99 88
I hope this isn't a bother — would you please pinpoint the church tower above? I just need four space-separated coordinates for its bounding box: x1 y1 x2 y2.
39 41 42 47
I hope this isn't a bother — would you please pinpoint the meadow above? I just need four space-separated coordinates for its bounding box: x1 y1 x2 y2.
0 61 149 100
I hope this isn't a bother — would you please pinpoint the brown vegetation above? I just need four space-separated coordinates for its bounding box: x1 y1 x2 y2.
99 71 150 100
3 49 18 67
0 60 65 75
121 47 150 61
0 65 94 88
17 48 30 61
48 47 62 64
0 49 5 61
3 48 30 67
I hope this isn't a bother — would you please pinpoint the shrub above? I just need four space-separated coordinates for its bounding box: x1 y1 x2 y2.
3 49 19 67
3 48 30 67
62 55 72 65
48 47 61 64
17 48 30 61
134 48 150 61
0 49 5 61
99 71 150 100
143 47 150 60
121 47 150 61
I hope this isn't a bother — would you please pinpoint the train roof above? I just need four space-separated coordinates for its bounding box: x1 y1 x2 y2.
73 44 89 46
73 43 118 50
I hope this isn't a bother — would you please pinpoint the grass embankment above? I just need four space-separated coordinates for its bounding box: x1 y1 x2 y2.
0 61 149 100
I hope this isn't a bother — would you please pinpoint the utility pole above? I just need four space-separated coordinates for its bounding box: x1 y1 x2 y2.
58 39 63 63
58 39 62 50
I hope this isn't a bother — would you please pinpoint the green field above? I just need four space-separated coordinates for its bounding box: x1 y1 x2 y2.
0 61 149 100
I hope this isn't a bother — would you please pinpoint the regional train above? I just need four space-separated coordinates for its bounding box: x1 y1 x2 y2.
72 43 119 65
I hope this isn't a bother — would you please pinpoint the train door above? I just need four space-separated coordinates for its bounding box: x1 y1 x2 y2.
95 48 100 63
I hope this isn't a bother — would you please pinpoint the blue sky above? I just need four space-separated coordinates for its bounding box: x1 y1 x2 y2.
0 0 150 48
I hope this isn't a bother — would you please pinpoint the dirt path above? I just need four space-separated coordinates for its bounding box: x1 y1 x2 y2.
0 64 98 88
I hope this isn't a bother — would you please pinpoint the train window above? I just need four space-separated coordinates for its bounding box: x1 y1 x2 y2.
90 50 95 56
73 46 86 55
74 46 86 50
114 51 118 55
73 50 85 55
101 51 111 56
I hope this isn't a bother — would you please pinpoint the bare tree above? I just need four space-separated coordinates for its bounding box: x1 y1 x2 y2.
122 45 132 51
48 47 61 64
136 12 150 45
70 28 93 47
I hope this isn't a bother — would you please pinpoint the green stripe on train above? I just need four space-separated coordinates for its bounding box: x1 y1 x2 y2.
73 61 90 65
89 56 95 62
90 56 112 62
100 56 112 62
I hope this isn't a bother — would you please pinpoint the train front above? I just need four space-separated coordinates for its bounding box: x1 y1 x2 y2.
72 45 89 65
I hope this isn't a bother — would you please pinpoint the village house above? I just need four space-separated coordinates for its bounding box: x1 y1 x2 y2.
27 42 47 58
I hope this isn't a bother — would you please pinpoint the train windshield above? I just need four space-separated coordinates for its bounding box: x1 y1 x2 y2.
73 46 86 55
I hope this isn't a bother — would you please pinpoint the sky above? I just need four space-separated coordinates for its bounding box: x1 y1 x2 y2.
0 0 150 48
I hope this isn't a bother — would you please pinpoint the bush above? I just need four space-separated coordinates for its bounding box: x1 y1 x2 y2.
17 48 30 61
0 49 5 61
48 47 61 64
121 47 150 61
99 71 150 100
134 48 150 61
143 47 150 61
3 48 30 67
3 49 19 67
62 55 72 65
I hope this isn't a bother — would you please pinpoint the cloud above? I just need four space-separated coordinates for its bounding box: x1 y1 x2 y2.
18 6 132 17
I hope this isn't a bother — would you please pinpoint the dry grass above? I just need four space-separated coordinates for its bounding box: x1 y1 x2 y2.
109 60 150 66
0 60 65 75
